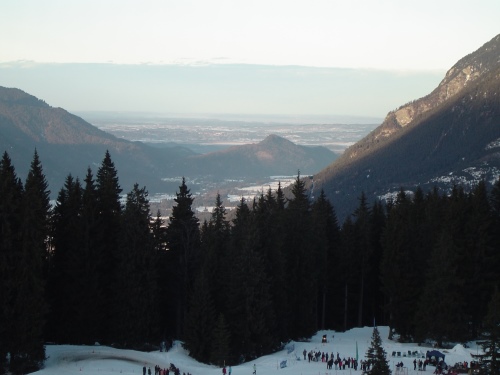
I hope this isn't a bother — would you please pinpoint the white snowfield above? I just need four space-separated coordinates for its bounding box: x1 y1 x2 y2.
33 326 481 375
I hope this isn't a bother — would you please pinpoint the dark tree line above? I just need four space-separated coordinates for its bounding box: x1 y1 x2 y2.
1 149 500 374
0 151 49 374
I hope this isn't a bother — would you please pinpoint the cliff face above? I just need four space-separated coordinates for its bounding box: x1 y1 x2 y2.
342 34 500 161
311 34 500 221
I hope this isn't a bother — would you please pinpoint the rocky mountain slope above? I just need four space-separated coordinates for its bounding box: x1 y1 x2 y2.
312 34 500 220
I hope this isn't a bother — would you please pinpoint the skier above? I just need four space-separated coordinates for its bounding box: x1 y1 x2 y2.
253 363 256 374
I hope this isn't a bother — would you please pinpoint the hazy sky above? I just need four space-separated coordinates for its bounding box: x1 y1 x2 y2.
1 0 499 119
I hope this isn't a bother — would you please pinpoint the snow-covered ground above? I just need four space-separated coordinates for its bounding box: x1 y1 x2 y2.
33 327 482 375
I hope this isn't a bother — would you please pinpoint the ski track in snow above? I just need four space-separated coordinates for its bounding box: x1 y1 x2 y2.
34 327 482 375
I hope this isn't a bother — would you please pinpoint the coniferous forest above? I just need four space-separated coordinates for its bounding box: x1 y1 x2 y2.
1 150 500 374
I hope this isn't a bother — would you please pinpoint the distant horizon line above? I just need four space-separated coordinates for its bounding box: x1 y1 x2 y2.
0 60 448 74
74 110 384 125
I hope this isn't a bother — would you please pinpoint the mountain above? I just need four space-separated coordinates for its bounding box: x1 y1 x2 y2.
176 134 336 179
312 34 500 221
0 86 195 195
0 87 335 196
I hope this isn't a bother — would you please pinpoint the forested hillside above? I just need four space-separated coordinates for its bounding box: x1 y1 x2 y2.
0 86 336 198
1 150 500 374
312 34 500 221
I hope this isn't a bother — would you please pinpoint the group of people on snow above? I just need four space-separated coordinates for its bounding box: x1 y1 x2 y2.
302 349 359 371
143 363 190 375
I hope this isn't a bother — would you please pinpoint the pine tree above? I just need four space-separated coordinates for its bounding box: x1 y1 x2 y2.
151 210 167 253
415 229 465 346
47 174 84 343
0 152 24 374
283 172 316 338
365 326 391 375
165 177 200 338
225 198 275 360
490 178 500 289
461 182 497 338
352 192 372 327
311 190 340 330
200 193 230 317
95 150 122 342
368 200 386 326
114 184 159 346
253 189 288 341
475 287 500 375
79 167 102 343
339 215 358 330
210 313 231 366
9 150 50 373
183 271 216 363
381 189 419 340
490 177 500 218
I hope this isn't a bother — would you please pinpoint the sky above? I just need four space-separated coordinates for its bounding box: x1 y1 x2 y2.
1 0 499 119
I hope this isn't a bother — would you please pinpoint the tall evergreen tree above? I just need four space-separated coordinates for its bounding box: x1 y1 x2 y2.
365 326 391 375
151 210 167 253
311 189 340 330
47 174 84 343
253 189 288 341
415 229 466 345
210 313 231 367
352 192 373 327
491 177 500 219
490 178 500 289
381 189 419 340
283 172 316 338
8 150 50 373
225 198 275 361
183 270 216 363
95 151 122 342
113 184 159 346
200 193 230 317
79 167 103 343
0 152 24 374
461 182 497 338
475 287 500 375
165 177 200 338
368 200 387 326
339 215 358 330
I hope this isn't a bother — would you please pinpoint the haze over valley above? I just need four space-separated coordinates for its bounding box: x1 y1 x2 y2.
80 112 380 154
77 113 379 218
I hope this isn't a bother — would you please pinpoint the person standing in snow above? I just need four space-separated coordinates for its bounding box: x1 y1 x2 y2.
253 363 256 374
228 366 232 375
222 366 227 375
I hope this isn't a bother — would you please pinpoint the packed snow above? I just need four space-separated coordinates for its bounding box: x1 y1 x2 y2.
33 326 482 375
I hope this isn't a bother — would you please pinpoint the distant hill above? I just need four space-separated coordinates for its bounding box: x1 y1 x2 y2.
177 134 336 179
312 33 500 221
0 87 335 196
0 86 194 195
